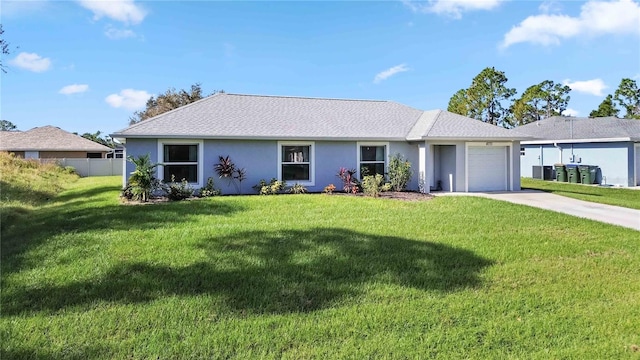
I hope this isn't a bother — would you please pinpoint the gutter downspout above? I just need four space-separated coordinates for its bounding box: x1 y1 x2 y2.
553 143 562 163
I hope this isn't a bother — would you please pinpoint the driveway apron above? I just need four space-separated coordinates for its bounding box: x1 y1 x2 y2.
435 190 640 231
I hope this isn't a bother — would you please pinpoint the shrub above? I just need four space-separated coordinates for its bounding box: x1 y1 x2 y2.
120 185 134 200
127 154 161 202
199 177 221 197
253 178 286 195
214 155 246 194
288 183 307 194
63 166 77 175
337 167 359 193
361 174 391 197
166 175 194 201
388 153 413 192
323 184 336 194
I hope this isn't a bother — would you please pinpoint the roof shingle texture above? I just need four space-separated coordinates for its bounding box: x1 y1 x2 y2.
113 93 531 141
515 116 640 140
0 126 113 152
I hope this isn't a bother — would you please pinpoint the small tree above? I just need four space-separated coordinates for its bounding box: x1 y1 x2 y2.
127 154 160 202
387 154 413 191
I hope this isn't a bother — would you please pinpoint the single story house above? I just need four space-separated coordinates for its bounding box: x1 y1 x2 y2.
516 116 640 187
111 93 530 194
0 126 113 159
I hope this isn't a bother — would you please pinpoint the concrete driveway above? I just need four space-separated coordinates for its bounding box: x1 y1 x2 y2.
435 190 640 231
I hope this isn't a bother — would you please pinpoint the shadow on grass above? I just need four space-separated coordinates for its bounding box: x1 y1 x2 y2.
3 228 493 316
52 185 122 203
1 345 107 360
0 180 58 205
1 192 245 276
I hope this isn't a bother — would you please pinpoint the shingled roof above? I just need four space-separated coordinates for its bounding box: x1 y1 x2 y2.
113 93 530 141
0 126 113 152
516 116 640 142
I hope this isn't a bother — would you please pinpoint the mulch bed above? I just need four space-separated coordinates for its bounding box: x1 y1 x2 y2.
121 191 434 205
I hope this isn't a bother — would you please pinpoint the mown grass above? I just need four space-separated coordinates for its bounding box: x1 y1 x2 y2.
522 177 640 210
0 152 79 228
2 176 639 359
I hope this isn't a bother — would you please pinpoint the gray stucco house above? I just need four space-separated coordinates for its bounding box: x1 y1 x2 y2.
517 116 640 187
111 93 529 194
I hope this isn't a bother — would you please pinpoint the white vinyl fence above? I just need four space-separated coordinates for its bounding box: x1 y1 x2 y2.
39 158 124 177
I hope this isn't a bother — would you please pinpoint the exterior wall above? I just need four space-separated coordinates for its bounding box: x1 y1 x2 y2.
124 137 522 193
635 143 640 186
427 141 466 191
433 145 456 191
123 138 159 182
521 142 633 186
39 151 88 159
7 151 25 158
124 138 421 194
510 143 521 191
388 141 420 191
203 139 277 194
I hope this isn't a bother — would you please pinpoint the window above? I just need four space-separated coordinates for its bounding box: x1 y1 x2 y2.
278 142 314 185
520 147 525 156
159 142 201 184
87 152 102 158
359 144 387 177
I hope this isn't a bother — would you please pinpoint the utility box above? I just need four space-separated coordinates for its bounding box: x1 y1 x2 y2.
532 166 554 180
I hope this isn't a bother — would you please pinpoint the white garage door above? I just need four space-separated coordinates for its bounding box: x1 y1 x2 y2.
468 146 508 191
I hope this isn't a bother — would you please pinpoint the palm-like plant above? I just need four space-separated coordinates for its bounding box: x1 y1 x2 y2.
127 154 159 202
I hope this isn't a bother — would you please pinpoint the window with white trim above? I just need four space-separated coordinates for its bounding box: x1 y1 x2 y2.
162 144 198 183
278 142 314 184
359 144 386 177
520 147 525 156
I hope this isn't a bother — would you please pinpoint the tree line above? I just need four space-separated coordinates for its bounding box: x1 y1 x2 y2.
447 67 640 128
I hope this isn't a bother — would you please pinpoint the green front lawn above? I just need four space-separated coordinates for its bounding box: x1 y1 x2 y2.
2 176 639 359
522 177 640 210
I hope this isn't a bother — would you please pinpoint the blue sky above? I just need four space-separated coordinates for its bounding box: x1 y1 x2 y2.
2 0 639 136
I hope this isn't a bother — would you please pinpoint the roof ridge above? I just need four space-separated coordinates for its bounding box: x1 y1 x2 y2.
225 93 389 103
422 109 443 137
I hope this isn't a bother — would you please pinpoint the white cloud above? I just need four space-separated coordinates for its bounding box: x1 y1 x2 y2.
403 0 503 19
105 89 151 110
563 78 608 96
538 0 562 14
562 108 580 117
59 84 89 95
501 0 640 48
105 26 137 39
374 64 410 84
9 52 52 72
77 0 147 25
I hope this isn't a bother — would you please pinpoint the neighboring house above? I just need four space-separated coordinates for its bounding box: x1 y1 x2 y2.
0 126 113 159
111 93 530 193
516 116 640 187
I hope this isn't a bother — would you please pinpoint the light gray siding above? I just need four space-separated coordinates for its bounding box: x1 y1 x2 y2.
123 138 158 181
521 142 634 186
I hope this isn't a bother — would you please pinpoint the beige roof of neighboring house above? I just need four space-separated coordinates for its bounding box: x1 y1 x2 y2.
0 126 113 152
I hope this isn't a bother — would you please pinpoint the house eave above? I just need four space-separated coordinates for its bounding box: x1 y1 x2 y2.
521 137 634 145
415 136 529 142
111 134 408 142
